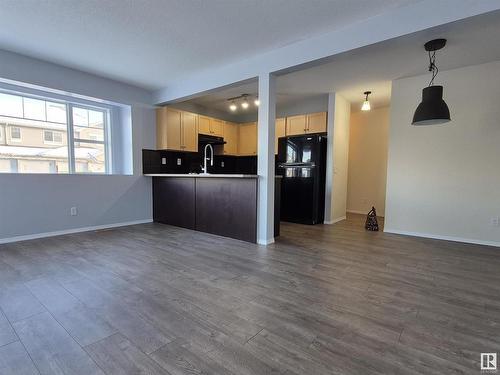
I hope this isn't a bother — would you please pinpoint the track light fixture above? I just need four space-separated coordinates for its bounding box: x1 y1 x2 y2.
227 94 258 111
412 38 451 125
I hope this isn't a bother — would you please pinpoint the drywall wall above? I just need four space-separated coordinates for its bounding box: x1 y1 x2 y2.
347 106 389 216
0 49 155 242
325 93 350 223
385 60 500 247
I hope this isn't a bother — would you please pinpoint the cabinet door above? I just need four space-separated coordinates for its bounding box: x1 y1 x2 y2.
286 115 307 136
156 107 168 149
223 122 238 155
157 107 182 150
198 116 211 135
238 122 257 156
210 118 224 136
182 111 198 152
307 112 327 134
275 118 286 155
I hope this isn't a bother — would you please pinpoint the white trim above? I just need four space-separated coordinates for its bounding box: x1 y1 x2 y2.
257 237 275 245
384 228 500 248
324 216 347 225
0 219 153 245
347 209 385 217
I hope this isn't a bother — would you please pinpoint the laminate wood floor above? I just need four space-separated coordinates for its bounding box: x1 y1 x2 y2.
1 214 499 374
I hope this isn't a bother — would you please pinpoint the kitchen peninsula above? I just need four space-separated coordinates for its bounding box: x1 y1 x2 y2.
145 173 276 243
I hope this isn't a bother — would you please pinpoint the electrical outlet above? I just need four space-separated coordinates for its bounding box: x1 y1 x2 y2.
70 207 77 216
161 157 166 165
491 216 499 227
177 158 182 166
221 161 225 168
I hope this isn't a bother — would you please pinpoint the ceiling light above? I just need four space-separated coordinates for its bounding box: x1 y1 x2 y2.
229 102 237 111
241 99 249 109
412 39 451 125
361 91 371 111
254 98 260 106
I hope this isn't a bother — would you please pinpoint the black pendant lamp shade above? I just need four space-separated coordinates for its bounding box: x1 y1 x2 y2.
412 38 451 126
412 85 450 125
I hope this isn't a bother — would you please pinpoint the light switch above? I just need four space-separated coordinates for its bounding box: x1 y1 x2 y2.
161 157 167 165
177 158 182 166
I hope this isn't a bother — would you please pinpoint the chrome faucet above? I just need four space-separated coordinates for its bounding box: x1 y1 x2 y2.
201 143 214 174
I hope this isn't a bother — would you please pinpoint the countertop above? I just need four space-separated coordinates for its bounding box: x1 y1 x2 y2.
144 173 258 178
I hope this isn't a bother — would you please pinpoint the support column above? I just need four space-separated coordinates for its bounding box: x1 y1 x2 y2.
257 73 276 245
324 92 336 224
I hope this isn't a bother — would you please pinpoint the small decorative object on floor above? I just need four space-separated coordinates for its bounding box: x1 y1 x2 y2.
365 206 379 231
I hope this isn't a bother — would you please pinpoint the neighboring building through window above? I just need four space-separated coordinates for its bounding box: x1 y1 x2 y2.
43 130 63 144
0 90 111 174
10 126 21 141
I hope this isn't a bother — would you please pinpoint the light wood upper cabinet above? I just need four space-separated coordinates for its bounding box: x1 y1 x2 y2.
156 107 198 151
307 112 327 134
238 122 257 156
198 116 223 136
157 107 181 150
210 118 224 137
275 118 286 154
181 111 198 152
286 114 307 136
223 121 238 155
198 115 211 135
285 112 327 136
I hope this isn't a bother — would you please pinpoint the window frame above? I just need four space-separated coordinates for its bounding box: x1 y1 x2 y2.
0 88 113 175
10 126 22 142
43 130 63 145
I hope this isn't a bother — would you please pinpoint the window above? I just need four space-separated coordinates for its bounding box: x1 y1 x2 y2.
43 130 63 144
10 127 21 141
0 90 111 174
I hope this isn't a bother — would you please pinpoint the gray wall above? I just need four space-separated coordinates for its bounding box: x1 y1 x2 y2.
0 49 156 241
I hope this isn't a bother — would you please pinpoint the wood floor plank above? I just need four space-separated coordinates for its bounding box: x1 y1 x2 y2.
85 333 170 375
0 284 46 323
0 308 17 347
0 341 39 375
12 312 104 375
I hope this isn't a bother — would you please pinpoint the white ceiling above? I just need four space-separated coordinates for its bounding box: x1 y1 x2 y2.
0 0 420 90
186 11 500 114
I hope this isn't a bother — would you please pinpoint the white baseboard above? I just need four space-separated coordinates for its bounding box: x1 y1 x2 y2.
347 210 385 217
324 216 346 225
257 237 275 245
384 228 500 248
0 219 153 245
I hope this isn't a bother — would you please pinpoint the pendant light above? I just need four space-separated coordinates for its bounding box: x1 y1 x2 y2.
361 91 371 111
229 101 237 111
254 97 260 106
412 39 451 125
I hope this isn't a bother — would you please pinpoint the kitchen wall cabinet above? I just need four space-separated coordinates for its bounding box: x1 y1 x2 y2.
181 111 198 152
238 122 257 156
198 115 223 136
306 112 327 134
286 114 307 136
156 107 198 152
210 118 224 137
198 115 211 135
223 121 238 155
275 117 286 154
285 112 327 136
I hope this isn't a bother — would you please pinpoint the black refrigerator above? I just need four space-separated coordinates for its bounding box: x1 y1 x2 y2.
277 133 327 225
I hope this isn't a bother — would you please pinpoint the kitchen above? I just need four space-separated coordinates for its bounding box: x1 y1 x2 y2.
143 94 328 243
